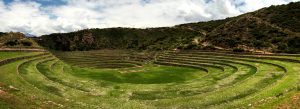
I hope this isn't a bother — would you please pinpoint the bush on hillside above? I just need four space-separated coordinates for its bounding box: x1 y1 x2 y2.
202 45 217 50
20 40 33 46
184 44 202 50
252 40 270 49
4 40 19 46
233 48 245 52
277 42 288 51
0 32 6 36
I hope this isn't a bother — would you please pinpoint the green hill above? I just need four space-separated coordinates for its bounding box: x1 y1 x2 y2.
40 27 201 51
40 2 300 53
206 2 300 53
0 32 41 49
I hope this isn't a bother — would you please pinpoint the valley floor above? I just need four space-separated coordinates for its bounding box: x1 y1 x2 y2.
0 50 300 109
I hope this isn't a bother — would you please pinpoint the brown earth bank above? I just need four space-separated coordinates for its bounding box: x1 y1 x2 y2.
277 93 300 109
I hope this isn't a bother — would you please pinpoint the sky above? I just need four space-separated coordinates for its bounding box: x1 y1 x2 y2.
0 0 299 36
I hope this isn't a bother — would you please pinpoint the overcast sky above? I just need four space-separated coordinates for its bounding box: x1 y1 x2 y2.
0 0 299 36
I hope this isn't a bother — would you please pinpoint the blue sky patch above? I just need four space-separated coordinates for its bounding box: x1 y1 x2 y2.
3 0 66 6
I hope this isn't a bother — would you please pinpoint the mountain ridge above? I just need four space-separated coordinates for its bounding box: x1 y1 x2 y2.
22 2 300 53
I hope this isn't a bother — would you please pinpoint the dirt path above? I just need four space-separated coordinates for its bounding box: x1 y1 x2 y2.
0 48 46 52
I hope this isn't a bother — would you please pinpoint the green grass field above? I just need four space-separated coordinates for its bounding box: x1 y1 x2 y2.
1 50 300 109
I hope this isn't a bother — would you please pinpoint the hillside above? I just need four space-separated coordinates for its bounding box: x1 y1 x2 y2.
40 27 202 51
40 2 300 53
205 2 300 53
0 32 41 49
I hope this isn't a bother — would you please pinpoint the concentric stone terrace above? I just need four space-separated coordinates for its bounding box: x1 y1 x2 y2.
0 50 300 109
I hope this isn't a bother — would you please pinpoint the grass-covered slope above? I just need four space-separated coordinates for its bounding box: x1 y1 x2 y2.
40 2 300 53
53 50 155 68
1 50 300 108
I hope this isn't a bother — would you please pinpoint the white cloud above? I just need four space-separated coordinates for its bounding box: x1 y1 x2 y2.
0 0 298 36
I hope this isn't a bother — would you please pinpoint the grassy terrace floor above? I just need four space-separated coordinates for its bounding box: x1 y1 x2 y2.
0 50 300 109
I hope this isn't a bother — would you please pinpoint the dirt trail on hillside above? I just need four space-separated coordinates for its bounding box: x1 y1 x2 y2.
0 48 46 52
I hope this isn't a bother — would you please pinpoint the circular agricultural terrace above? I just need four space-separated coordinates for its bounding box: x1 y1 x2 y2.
1 50 300 108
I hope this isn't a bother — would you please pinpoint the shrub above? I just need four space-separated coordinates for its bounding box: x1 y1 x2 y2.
184 44 202 50
202 45 216 50
0 32 6 36
288 37 300 48
4 40 19 46
233 48 245 52
20 40 33 46
277 43 288 50
252 40 270 49
224 38 239 48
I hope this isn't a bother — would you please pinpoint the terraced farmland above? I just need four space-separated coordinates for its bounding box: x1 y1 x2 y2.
1 50 300 109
